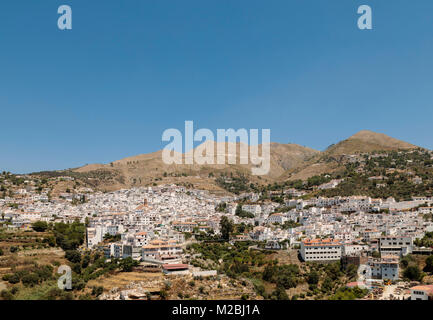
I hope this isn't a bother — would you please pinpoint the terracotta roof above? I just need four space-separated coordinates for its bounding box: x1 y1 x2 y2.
302 238 341 247
162 264 189 270
346 282 364 288
411 285 433 294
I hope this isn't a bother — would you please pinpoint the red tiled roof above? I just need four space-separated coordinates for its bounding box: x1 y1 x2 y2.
411 285 433 294
162 264 189 270
346 282 364 288
302 238 341 247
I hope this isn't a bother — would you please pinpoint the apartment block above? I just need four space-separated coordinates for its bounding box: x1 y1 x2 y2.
300 238 342 262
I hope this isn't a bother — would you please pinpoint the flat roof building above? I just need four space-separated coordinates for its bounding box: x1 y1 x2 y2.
300 238 342 262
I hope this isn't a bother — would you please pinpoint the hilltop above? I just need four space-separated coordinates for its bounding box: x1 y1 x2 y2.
326 130 416 156
287 130 420 181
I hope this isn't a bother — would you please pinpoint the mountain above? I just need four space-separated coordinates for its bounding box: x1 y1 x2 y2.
72 141 319 193
34 130 423 194
325 130 416 156
286 130 419 181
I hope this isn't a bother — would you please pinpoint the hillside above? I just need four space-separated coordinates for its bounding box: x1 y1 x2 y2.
31 130 425 194
287 130 419 181
326 130 416 156
67 141 319 193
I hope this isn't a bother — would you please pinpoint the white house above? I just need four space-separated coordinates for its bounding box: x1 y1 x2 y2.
300 238 342 262
410 285 433 300
379 236 413 257
367 255 399 281
267 213 287 225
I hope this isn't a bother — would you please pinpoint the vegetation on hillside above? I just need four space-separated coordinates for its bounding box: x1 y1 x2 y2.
185 241 362 300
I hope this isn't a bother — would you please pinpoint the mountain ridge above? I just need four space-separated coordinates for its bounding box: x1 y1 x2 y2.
32 130 425 193
286 130 420 181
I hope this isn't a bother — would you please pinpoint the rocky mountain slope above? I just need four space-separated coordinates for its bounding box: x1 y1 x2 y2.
32 130 424 193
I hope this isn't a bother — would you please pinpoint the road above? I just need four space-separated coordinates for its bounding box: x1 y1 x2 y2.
380 284 410 300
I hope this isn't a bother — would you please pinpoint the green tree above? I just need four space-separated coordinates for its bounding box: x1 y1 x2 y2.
119 257 138 272
423 255 433 273
403 266 422 281
72 277 86 291
32 221 48 232
220 216 233 241
65 250 82 264
322 277 333 292
235 205 255 218
53 221 85 251
371 251 380 258
72 262 82 274
307 271 320 285
21 273 39 287
82 254 91 269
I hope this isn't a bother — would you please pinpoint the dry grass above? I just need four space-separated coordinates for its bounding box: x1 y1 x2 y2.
87 271 163 289
269 249 302 266
0 229 66 277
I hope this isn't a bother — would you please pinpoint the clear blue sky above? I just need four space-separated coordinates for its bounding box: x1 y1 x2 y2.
1 0 432 173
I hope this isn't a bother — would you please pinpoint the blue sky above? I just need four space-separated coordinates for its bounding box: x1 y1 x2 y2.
0 0 432 173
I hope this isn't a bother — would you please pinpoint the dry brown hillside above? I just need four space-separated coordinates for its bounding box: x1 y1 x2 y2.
286 130 419 181
325 130 416 156
36 130 422 193
72 141 319 192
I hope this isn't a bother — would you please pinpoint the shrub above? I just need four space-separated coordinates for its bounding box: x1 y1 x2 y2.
307 271 320 285
254 283 265 296
3 273 20 284
82 255 91 269
271 285 289 300
65 250 81 264
9 246 18 253
404 266 422 281
43 236 56 247
34 265 53 281
0 290 14 300
322 277 333 292
32 221 48 232
329 286 368 300
45 288 64 300
159 290 168 300
21 273 39 287
91 286 104 297
72 277 86 291
424 255 433 273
